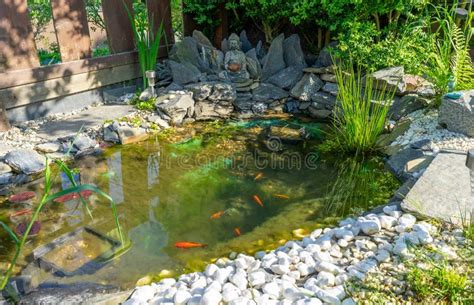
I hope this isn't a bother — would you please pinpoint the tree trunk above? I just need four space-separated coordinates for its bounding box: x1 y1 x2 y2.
0 103 10 132
318 28 323 49
324 30 331 46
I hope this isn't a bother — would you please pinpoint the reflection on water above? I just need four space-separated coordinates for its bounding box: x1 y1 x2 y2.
0 120 399 289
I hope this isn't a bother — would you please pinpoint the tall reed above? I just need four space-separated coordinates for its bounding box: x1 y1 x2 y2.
331 63 397 155
124 1 165 89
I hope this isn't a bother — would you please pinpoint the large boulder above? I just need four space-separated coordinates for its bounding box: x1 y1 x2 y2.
261 34 286 80
311 91 337 109
283 34 307 68
403 75 435 98
386 147 434 181
4 149 46 175
389 95 431 120
168 60 201 85
364 66 405 94
192 30 213 48
195 100 234 120
185 83 214 101
267 66 304 90
439 90 474 137
313 42 337 67
156 93 195 125
252 83 289 102
290 73 324 102
169 36 208 72
240 30 253 53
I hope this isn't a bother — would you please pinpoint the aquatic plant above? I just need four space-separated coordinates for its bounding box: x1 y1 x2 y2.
0 158 124 291
331 62 397 155
124 0 165 89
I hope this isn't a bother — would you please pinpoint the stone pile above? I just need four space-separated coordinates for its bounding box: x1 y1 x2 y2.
124 204 461 305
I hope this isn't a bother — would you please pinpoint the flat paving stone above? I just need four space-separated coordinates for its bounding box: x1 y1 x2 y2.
36 105 135 140
402 152 473 225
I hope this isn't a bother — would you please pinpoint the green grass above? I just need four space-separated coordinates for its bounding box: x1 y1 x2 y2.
330 62 397 156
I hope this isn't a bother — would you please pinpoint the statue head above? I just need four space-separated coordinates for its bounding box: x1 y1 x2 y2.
228 33 241 51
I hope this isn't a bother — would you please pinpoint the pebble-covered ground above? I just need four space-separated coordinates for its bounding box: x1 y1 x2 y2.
392 109 474 152
123 205 472 305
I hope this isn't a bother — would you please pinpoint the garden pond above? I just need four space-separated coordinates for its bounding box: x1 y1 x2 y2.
0 119 399 289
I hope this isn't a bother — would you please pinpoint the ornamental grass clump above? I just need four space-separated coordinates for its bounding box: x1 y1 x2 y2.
331 63 397 155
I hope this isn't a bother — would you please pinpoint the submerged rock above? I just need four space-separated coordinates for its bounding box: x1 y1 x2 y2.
4 149 46 175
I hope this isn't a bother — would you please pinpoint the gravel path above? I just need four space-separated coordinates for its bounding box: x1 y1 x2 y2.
124 205 468 305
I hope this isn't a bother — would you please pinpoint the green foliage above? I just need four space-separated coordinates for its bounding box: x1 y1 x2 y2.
27 0 52 40
124 1 164 89
85 0 106 31
130 94 156 111
426 3 474 93
335 21 431 74
37 43 61 65
183 0 225 38
331 62 396 155
406 250 471 303
92 45 110 57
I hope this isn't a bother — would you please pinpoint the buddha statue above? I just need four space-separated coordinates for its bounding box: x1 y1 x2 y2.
223 33 251 83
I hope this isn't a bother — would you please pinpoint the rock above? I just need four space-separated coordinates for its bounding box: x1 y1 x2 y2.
262 282 281 299
304 66 333 74
322 83 338 96
364 66 405 94
283 34 307 68
249 271 266 286
201 289 222 305
398 214 416 229
156 93 195 125
358 218 381 235
311 92 337 109
35 142 60 153
389 95 431 120
379 215 398 229
268 66 304 90
174 289 192 305
230 269 248 290
314 44 335 68
116 125 149 145
103 123 120 143
209 83 237 102
168 60 202 85
375 250 391 263
438 90 474 137
252 83 289 102
386 148 431 180
291 74 324 102
308 108 332 119
4 149 46 175
194 100 234 121
262 34 286 80
403 75 435 97
320 74 336 83
170 37 208 72
240 30 253 53
185 83 213 101
316 271 336 287
267 126 304 143
204 264 219 277
73 135 97 152
376 119 412 148
193 30 213 48
139 87 154 101
222 283 240 303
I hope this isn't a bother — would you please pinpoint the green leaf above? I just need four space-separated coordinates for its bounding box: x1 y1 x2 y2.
0 221 19 245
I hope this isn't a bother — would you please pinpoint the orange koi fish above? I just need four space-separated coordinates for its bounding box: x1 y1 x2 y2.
254 172 264 181
174 242 207 249
273 194 290 199
10 209 32 217
234 227 241 236
252 195 264 207
210 211 225 220
9 191 36 203
54 190 93 203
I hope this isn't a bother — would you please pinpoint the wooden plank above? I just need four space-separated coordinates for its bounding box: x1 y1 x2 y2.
102 0 135 53
0 0 39 70
51 0 92 62
147 0 174 57
214 2 228 48
0 103 11 131
182 2 197 37
0 52 138 90
2 63 141 109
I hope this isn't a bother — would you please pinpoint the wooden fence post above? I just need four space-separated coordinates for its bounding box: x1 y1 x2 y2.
182 2 197 37
0 103 10 132
147 0 174 58
0 0 39 71
51 0 92 62
102 0 135 54
214 2 228 48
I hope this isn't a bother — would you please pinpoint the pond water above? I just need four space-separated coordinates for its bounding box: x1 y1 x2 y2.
0 119 399 289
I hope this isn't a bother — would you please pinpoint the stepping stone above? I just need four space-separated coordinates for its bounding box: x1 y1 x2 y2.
4 149 46 175
402 152 474 225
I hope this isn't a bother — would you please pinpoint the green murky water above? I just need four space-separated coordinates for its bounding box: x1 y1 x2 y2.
0 119 399 289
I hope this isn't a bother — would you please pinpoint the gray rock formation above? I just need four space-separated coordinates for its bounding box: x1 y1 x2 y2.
365 66 405 94
438 90 474 137
261 34 286 81
156 93 195 125
283 34 307 68
290 74 324 102
195 100 234 120
4 149 46 175
252 83 289 102
267 66 303 90
168 60 201 85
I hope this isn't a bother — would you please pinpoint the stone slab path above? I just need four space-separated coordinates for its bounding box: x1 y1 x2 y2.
402 152 473 225
36 104 135 139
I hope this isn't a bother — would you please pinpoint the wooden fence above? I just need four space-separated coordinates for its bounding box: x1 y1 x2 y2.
0 0 176 113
